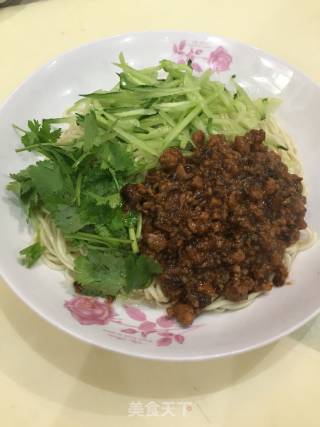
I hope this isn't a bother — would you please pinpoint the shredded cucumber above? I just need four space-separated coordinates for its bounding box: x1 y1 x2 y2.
58 54 281 161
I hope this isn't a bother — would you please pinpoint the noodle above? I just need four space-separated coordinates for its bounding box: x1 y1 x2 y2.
34 116 317 314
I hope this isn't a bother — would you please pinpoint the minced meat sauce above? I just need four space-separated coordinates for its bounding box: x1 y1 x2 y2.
121 129 307 326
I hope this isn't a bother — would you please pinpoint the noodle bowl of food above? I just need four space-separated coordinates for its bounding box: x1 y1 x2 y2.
0 32 319 360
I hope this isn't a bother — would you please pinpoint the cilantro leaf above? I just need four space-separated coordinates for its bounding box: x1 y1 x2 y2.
74 250 161 297
100 140 135 172
19 242 44 267
28 160 74 206
20 119 61 149
83 111 99 152
125 254 162 292
28 160 65 196
104 193 122 208
51 204 87 233
105 206 127 233
6 180 21 196
86 191 121 208
8 168 35 198
7 168 39 217
81 167 118 197
74 250 127 296
82 110 113 153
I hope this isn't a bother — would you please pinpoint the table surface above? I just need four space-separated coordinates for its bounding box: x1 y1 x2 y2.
1 1 320 426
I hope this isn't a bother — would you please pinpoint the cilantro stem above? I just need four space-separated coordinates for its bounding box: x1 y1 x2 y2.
85 244 116 251
15 143 60 152
129 226 139 253
85 243 132 254
109 169 120 191
73 152 91 169
136 213 142 240
65 232 131 246
44 117 74 124
13 124 27 133
75 173 82 206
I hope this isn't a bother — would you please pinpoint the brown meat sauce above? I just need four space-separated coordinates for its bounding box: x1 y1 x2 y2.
122 130 307 326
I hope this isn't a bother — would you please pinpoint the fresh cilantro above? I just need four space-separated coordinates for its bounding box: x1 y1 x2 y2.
83 111 99 152
74 250 161 297
6 180 21 196
86 191 121 208
28 160 66 197
19 242 44 267
8 169 34 199
100 140 135 172
20 120 61 149
105 206 128 234
7 168 39 217
7 71 162 295
74 250 127 296
81 167 118 197
104 193 122 208
123 210 138 228
125 254 162 292
51 204 86 233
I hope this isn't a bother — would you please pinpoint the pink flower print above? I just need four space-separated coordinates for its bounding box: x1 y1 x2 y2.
186 48 195 62
139 321 157 338
172 41 204 72
185 48 203 72
208 46 232 72
157 336 173 346
139 321 157 332
191 62 203 72
156 315 174 328
177 53 202 72
173 40 187 54
172 40 232 74
124 304 146 321
65 296 114 325
174 334 185 344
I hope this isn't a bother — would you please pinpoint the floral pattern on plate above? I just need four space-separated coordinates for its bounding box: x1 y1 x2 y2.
65 296 202 346
172 40 232 72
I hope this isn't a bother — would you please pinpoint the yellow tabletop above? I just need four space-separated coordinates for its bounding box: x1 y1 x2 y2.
1 1 320 426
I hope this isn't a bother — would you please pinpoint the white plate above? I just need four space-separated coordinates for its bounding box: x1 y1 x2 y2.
0 31 319 361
